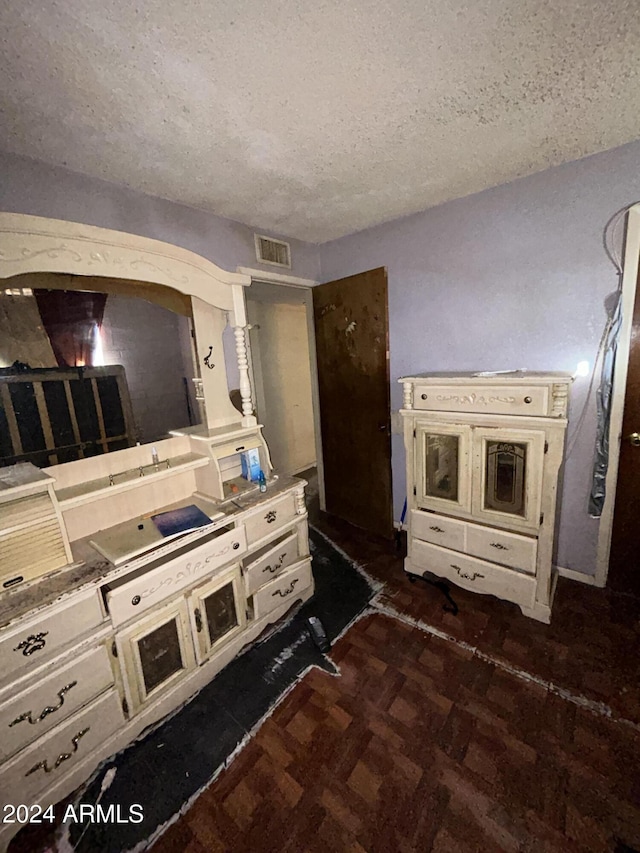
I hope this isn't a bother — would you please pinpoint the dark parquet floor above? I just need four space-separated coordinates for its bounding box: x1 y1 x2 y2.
150 491 640 853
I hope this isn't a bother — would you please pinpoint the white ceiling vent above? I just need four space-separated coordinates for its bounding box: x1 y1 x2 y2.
255 234 291 268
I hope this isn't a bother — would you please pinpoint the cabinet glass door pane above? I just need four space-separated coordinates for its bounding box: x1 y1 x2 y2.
137 618 184 695
484 440 527 516
424 433 459 502
203 582 238 645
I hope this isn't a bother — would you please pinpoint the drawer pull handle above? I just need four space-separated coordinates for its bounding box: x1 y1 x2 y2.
451 564 484 582
9 681 78 728
421 393 428 400
490 542 509 551
25 727 90 777
429 525 445 533
263 554 287 574
272 578 299 599
194 607 203 633
265 511 277 524
524 396 532 404
13 632 49 657
233 542 240 550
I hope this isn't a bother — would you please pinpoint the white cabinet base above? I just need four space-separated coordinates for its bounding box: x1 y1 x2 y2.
0 477 312 853
400 372 571 623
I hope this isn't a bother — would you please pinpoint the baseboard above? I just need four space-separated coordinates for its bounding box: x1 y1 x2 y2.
555 565 603 587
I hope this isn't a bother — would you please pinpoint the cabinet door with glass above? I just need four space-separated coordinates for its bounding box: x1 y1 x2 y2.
472 427 545 529
189 566 246 664
117 598 196 714
414 422 472 514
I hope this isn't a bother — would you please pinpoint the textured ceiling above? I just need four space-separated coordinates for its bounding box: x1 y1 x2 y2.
1 1 639 243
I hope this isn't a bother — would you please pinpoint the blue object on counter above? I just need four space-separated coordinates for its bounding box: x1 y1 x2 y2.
258 470 267 492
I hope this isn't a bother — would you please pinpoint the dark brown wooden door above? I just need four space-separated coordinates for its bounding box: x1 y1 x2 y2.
313 267 393 539
608 263 640 596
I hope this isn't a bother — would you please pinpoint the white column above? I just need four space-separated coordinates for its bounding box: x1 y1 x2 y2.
234 325 257 426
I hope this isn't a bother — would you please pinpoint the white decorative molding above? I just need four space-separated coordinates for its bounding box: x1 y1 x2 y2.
551 383 569 418
0 213 251 317
402 382 413 409
435 393 517 407
236 266 317 288
294 485 306 515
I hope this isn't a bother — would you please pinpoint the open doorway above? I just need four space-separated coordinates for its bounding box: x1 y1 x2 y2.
244 280 321 493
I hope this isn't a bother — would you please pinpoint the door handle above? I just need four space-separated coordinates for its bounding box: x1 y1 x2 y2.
625 432 640 447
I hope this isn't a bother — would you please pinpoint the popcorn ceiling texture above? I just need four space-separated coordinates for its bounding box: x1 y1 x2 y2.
0 0 639 242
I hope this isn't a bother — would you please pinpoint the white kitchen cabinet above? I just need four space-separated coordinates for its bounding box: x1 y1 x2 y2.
400 372 572 622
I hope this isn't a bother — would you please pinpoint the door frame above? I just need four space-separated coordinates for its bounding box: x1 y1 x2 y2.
595 203 640 587
236 267 326 510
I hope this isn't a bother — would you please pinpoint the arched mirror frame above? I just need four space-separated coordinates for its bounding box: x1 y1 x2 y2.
0 213 257 435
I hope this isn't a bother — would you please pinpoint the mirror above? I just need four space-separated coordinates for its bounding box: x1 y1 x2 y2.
0 272 207 467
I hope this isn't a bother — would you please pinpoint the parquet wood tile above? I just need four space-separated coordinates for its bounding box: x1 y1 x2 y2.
13 498 640 853
150 597 640 853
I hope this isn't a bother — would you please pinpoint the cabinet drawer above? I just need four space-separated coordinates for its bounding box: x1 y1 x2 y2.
243 494 297 545
0 690 123 805
105 526 248 626
413 383 550 417
0 589 104 682
0 645 113 763
244 532 299 596
466 524 537 574
252 559 313 619
410 510 465 552
410 539 535 609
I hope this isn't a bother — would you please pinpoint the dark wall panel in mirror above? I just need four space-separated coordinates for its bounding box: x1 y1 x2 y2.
96 376 125 438
0 367 136 466
11 382 45 455
43 380 75 449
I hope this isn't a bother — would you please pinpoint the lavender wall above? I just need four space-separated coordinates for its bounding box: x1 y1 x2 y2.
4 143 640 575
0 152 320 280
319 140 640 576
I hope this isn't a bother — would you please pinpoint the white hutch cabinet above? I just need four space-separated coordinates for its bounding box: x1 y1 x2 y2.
0 214 314 852
399 372 572 622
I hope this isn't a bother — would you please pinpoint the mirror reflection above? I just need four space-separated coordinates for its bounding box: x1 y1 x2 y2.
0 272 204 468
